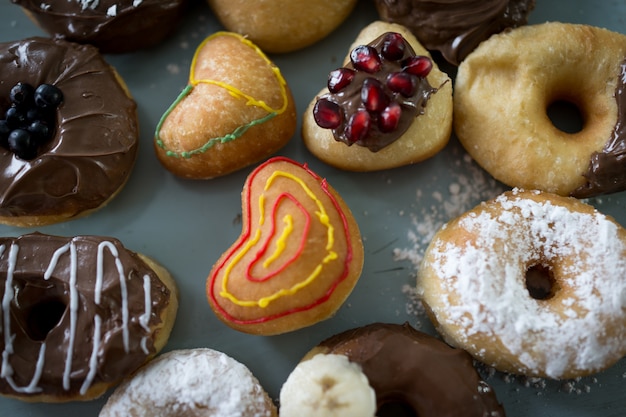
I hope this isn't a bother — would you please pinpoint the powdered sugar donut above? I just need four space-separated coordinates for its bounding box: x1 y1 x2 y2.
99 348 277 417
418 189 626 379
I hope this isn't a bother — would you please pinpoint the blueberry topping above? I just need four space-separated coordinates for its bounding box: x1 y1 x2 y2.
1 82 63 160
34 84 64 110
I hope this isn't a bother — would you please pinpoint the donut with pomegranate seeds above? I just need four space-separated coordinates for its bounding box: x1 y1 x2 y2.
11 0 188 54
373 0 536 65
454 22 626 198
302 21 452 172
418 189 626 379
99 349 277 417
206 0 357 53
0 37 138 227
154 31 297 179
280 323 505 417
0 233 178 402
206 156 364 335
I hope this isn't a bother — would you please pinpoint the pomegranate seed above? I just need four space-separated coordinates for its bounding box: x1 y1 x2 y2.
345 110 370 143
386 72 417 97
379 102 402 132
361 78 389 113
380 32 406 61
403 56 433 78
313 98 343 129
350 45 382 73
328 68 355 93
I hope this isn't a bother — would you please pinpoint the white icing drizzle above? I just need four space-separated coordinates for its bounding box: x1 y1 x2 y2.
80 314 102 395
139 274 152 355
0 244 46 394
421 191 626 378
97 241 130 353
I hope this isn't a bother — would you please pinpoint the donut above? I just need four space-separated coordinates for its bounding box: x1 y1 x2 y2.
373 0 536 65
280 323 505 417
205 0 357 53
0 233 178 402
454 23 626 198
0 37 139 227
302 21 453 171
418 189 626 379
154 32 297 179
99 348 277 417
11 0 188 54
206 156 364 335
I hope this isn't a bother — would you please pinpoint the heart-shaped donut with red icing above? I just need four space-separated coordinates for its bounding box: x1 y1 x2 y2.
206 156 364 335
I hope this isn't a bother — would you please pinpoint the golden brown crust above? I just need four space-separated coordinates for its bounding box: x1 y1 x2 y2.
155 32 296 179
206 0 358 53
454 23 626 196
206 157 364 335
302 21 453 171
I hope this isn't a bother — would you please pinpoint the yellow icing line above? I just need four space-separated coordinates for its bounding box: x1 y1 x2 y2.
155 31 289 158
263 215 293 269
219 170 336 308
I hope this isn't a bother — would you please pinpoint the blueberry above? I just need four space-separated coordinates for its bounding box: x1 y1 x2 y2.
5 106 27 129
27 120 51 143
8 129 38 160
10 82 35 108
34 84 63 110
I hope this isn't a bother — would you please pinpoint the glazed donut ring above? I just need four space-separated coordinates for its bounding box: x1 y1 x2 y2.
99 348 278 417
418 189 626 379
281 323 505 416
454 23 626 198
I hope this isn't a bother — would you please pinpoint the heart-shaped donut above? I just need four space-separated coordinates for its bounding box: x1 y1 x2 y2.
207 157 364 335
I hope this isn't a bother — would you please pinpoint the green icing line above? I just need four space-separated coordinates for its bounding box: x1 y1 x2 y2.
155 85 278 159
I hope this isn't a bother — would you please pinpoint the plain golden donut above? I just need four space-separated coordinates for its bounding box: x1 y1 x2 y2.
454 23 626 198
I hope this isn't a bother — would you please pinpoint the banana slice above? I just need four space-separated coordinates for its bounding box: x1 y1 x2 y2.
279 353 376 417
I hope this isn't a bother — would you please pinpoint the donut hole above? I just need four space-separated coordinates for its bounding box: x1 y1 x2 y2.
25 297 67 341
546 98 585 134
378 400 417 417
525 264 557 300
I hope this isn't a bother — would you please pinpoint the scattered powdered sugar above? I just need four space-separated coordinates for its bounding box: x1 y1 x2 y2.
420 191 626 379
393 153 505 270
100 349 274 417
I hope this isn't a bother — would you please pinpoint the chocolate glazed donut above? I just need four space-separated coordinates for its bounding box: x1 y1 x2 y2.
309 323 505 417
11 0 188 54
0 233 177 402
374 0 536 65
0 37 138 227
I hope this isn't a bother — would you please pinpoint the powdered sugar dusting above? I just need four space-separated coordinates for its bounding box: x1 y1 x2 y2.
100 349 274 417
420 191 626 378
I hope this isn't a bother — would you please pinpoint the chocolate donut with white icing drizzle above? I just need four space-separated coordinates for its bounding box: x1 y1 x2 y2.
0 233 178 402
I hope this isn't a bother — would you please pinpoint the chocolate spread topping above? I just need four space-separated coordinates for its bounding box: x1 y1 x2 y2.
319 33 438 152
374 0 536 65
0 37 138 220
11 0 187 54
572 58 626 198
0 233 173 399
318 323 506 417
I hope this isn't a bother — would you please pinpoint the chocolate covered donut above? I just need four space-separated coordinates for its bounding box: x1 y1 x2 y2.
11 0 188 54
374 0 535 65
0 37 138 227
0 233 178 402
